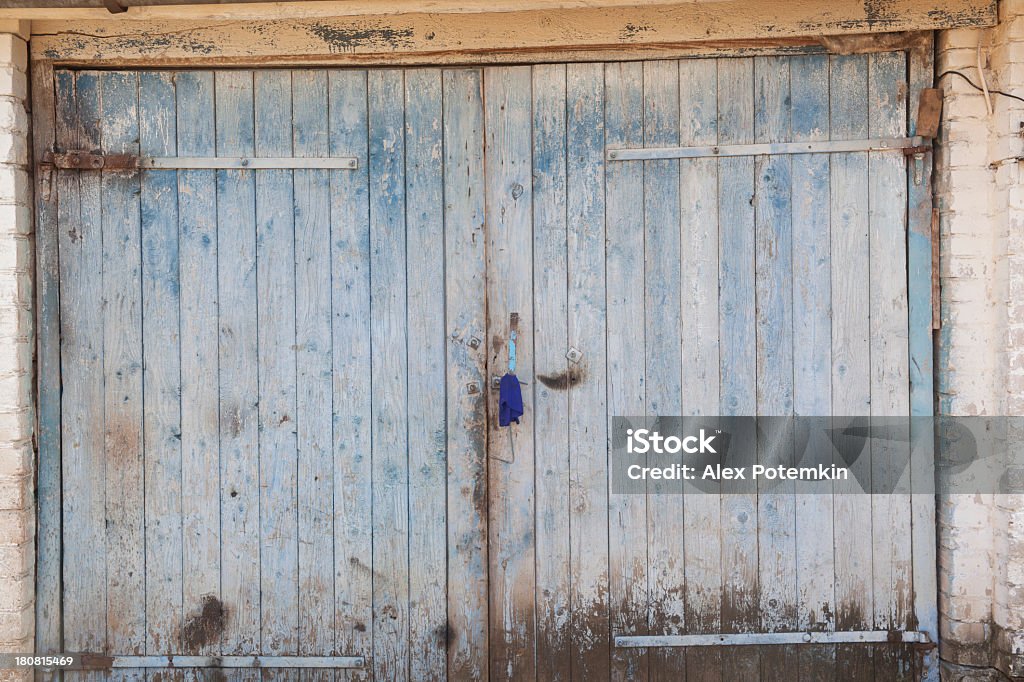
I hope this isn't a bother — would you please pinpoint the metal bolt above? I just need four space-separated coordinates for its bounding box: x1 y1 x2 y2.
802 633 812 643
566 346 583 364
491 375 502 390
468 336 481 349
609 151 618 159
466 382 480 395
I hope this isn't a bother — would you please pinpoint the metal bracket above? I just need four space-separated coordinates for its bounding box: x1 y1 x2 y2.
42 150 136 170
40 150 359 171
615 630 931 648
62 655 365 670
901 144 931 186
606 136 926 162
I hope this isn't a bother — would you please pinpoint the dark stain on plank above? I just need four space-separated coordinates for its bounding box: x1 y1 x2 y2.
181 595 228 651
436 622 451 648
538 366 586 390
306 22 415 52
620 22 655 40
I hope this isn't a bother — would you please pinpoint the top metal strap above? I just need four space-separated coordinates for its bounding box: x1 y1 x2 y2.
43 150 359 170
606 136 926 161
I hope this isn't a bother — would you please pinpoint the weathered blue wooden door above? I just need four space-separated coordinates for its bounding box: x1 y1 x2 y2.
40 53 935 681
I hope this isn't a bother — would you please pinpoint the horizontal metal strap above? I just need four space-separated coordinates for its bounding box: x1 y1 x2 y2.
79 655 364 669
606 136 926 161
140 157 359 170
615 630 930 648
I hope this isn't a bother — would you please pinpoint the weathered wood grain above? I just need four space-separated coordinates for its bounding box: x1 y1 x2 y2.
368 68 410 682
716 56 760 682
752 55 798 682
291 68 335 682
254 69 300 678
174 70 223 662
678 55 723 682
790 52 837 681
642 57 686 682
484 65 537 682
829 53 876 681
139 70 184 658
32 58 62 668
441 67 489 682
403 67 448 682
531 62 572 682
58 70 107 680
867 50 914 681
215 69 261 656
327 68 373 681
30 0 996 66
907 35 940 682
565 61 610 682
604 59 649 682
99 72 147 677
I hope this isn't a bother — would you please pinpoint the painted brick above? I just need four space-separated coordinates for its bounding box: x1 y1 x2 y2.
939 5 1024 677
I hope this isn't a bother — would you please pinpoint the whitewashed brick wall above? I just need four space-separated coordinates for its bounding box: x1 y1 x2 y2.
938 2 1024 677
0 27 32 678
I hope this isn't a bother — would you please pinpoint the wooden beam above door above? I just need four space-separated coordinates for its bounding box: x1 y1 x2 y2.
28 0 994 66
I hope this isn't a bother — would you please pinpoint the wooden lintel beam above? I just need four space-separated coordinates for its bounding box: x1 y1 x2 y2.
30 0 995 66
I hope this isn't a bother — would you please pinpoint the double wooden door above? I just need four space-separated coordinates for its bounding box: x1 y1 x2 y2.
40 53 935 680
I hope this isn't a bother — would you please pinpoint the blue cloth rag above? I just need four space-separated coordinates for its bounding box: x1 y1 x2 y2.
499 373 524 426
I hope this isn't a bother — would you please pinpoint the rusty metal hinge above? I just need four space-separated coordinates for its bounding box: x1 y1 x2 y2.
41 150 139 171
932 208 940 331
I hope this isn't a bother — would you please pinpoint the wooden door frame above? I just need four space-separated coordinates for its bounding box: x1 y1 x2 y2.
30 38 938 674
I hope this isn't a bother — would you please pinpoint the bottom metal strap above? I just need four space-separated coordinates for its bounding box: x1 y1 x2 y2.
76 655 365 670
615 631 931 648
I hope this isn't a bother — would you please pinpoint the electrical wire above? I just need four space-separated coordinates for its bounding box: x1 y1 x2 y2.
976 45 993 115
938 69 1024 105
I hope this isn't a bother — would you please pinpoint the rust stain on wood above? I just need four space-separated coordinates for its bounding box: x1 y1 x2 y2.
538 365 586 390
181 595 228 651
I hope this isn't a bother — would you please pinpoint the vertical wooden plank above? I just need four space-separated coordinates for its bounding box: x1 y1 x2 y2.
868 50 913 681
484 64 537 682
441 67 489 682
139 71 184 658
215 69 261 657
829 53 875 681
327 69 372 680
99 72 146 673
752 55 797 682
58 69 106 673
565 61 610 682
404 67 448 682
790 53 836 682
33 59 61 664
253 70 300 671
641 58 685 682
368 68 410 682
678 56 723 682
291 69 335 682
908 36 940 682
716 57 760 682
175 70 223 662
531 62 571 682
604 60 648 682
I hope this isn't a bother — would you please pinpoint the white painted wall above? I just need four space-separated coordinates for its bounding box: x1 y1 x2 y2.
938 3 1024 677
0 26 33 682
